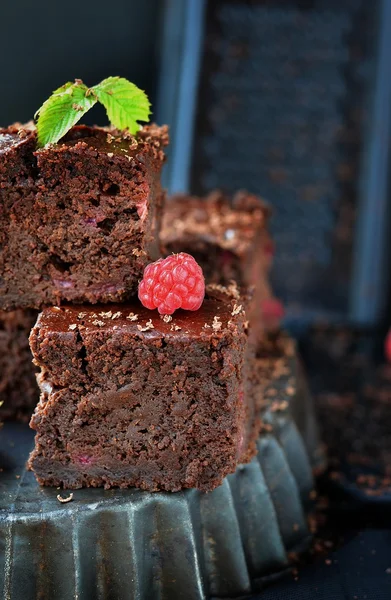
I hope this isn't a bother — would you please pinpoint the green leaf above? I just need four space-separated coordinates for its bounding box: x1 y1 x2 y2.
92 76 150 134
35 80 97 148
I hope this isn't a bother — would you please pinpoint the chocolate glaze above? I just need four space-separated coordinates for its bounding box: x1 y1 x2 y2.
36 290 244 341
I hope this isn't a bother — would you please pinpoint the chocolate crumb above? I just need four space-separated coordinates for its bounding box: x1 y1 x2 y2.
132 248 146 257
270 400 289 412
259 421 273 433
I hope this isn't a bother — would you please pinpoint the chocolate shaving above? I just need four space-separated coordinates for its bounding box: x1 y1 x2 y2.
212 316 222 331
231 304 243 316
127 313 138 321
99 311 113 318
57 493 73 503
137 319 154 332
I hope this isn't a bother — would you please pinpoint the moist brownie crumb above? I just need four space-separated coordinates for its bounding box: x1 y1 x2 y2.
28 286 260 492
0 122 168 310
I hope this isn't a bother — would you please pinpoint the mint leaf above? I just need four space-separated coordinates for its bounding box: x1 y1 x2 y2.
35 80 97 148
92 77 150 134
34 77 151 147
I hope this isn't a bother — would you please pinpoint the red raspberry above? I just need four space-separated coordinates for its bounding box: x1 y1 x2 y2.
261 298 285 321
138 253 205 315
385 329 391 363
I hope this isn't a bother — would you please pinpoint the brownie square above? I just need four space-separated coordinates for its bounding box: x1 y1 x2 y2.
0 309 39 421
161 191 280 333
0 123 168 310
28 287 259 491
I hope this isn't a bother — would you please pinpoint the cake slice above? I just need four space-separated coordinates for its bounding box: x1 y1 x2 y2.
28 287 259 491
0 123 168 310
0 310 39 421
161 190 283 334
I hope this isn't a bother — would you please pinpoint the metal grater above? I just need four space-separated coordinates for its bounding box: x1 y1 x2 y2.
157 0 391 327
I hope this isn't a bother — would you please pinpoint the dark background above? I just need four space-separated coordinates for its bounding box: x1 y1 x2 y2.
0 1 161 126
1 1 391 598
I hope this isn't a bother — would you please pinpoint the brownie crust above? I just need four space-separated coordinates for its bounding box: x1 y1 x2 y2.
0 123 168 310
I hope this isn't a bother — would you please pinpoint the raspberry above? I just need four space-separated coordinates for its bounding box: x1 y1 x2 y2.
138 253 205 315
261 298 285 321
385 329 391 363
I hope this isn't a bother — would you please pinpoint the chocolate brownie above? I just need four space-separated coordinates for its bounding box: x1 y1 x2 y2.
0 122 168 310
161 190 281 333
0 309 39 421
28 287 259 492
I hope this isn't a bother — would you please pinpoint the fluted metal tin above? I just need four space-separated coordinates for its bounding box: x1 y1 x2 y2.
0 340 324 600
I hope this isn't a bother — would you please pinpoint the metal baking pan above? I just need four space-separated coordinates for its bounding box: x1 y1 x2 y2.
0 340 325 600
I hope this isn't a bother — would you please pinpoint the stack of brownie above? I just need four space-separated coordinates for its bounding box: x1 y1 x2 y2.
0 121 283 492
0 122 167 421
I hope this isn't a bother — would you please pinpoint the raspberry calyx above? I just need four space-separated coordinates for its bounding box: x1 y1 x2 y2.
138 253 205 315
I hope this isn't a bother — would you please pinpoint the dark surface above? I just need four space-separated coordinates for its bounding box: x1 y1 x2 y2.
28 290 259 492
249 529 391 600
0 123 167 310
255 325 391 600
0 341 321 599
